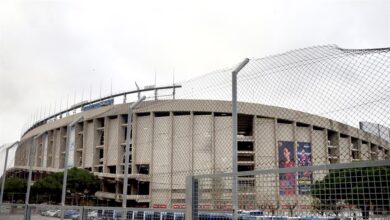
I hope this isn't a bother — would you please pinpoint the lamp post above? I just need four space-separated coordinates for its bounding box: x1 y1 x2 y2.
0 141 19 204
60 116 84 220
122 96 146 219
232 58 249 220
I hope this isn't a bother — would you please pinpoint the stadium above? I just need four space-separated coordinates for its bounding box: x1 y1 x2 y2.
10 87 390 209
5 45 390 217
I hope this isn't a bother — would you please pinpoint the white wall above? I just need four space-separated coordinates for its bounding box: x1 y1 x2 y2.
135 115 152 165
151 115 172 206
106 117 119 167
172 115 192 189
193 115 213 175
84 122 94 168
214 116 232 173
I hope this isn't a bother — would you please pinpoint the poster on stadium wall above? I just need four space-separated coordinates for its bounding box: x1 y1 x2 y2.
43 133 48 167
297 142 312 194
278 141 295 196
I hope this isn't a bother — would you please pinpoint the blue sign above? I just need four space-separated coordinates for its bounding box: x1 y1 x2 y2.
82 99 114 111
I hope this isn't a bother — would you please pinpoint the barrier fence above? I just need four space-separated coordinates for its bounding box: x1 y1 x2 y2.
2 45 390 219
187 160 390 219
0 203 184 220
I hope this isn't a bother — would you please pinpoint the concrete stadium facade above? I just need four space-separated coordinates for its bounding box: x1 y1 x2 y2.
13 100 390 209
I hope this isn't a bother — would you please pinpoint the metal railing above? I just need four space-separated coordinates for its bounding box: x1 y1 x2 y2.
21 84 181 137
0 203 185 220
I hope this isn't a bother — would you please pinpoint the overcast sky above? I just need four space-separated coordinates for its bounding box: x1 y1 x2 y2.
0 0 389 147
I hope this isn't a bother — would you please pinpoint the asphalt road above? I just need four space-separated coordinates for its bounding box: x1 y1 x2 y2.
0 214 58 220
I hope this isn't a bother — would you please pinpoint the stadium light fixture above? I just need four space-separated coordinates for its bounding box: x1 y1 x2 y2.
60 115 84 220
122 96 146 216
0 141 19 204
232 58 249 220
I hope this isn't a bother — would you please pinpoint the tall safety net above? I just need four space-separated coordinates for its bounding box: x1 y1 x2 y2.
8 45 390 220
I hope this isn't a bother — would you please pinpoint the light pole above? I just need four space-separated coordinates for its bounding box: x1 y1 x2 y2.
232 58 249 220
24 132 45 220
0 141 19 204
60 116 84 220
122 96 146 219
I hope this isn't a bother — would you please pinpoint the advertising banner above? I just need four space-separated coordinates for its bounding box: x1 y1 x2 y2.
278 141 295 196
82 99 114 112
67 126 76 168
43 133 48 167
297 142 312 194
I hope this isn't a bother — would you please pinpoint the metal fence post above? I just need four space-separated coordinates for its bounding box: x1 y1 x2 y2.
26 205 31 220
232 58 249 220
122 96 146 220
0 141 18 205
60 116 83 220
186 176 198 220
80 206 85 220
24 133 43 220
24 138 35 220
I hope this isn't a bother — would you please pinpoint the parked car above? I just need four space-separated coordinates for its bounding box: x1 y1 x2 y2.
41 209 60 217
87 210 98 220
134 211 145 220
255 216 288 220
247 210 264 216
174 212 185 220
297 217 340 220
63 209 80 219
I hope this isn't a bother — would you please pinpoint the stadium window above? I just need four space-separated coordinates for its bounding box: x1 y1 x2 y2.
327 130 338 146
99 132 104 145
137 164 149 174
123 127 128 140
136 112 150 117
173 111 191 116
154 112 170 117
238 154 254 162
313 126 324 131
238 164 254 172
193 112 212 115
138 182 150 195
99 149 104 160
97 118 105 127
214 112 232 117
238 114 253 136
277 119 293 124
238 141 254 151
296 122 310 127
108 166 116 174
122 114 128 123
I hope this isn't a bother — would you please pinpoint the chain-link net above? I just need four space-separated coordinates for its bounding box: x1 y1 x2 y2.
192 160 390 219
183 45 390 219
7 45 390 219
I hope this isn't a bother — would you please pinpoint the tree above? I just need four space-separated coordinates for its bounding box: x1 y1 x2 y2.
31 172 63 203
3 176 27 203
4 176 27 193
32 167 100 205
66 167 100 205
311 166 390 219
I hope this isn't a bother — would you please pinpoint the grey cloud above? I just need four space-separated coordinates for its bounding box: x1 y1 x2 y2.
0 0 389 146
